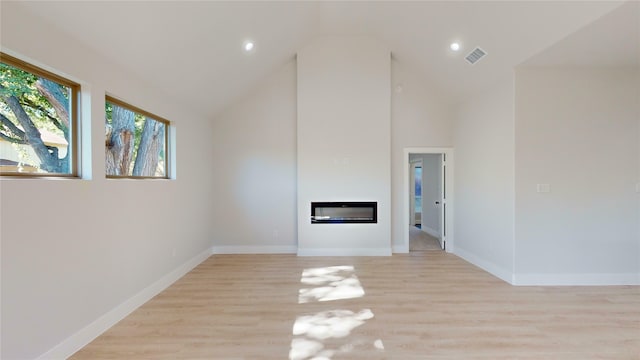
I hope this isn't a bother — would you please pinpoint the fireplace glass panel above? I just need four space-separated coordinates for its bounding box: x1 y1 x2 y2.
311 202 377 223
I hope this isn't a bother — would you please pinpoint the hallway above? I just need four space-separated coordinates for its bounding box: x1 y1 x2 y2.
409 226 442 251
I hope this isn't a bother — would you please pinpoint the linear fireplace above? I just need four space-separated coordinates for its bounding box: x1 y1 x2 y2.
311 202 377 224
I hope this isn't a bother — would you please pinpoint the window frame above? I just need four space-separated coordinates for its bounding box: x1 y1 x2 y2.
105 95 170 179
0 52 80 178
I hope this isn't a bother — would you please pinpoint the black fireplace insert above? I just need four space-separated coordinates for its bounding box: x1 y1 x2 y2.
311 202 377 224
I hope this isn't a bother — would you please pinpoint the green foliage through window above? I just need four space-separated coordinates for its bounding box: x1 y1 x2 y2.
0 53 78 175
105 97 168 178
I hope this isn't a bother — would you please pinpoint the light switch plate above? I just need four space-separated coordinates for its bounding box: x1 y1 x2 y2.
537 184 550 193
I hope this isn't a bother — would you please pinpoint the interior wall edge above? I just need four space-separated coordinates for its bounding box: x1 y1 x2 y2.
454 247 515 285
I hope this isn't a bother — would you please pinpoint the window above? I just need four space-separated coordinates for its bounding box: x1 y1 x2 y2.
0 52 79 176
105 96 169 178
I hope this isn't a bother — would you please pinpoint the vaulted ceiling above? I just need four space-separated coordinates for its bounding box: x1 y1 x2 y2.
7 1 638 120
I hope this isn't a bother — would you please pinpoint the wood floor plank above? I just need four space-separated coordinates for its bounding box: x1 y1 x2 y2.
71 253 640 359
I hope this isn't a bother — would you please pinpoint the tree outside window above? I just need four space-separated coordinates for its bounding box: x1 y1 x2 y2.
0 53 78 175
105 97 168 178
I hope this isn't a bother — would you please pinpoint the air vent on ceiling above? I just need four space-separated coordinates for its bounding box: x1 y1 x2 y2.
465 47 487 65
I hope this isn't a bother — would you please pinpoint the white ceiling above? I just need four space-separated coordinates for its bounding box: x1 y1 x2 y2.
523 1 639 67
9 1 636 120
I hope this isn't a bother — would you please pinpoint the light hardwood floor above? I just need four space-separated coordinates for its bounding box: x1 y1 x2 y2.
409 226 442 251
72 253 640 359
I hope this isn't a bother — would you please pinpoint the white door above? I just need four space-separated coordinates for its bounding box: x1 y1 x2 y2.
439 154 447 250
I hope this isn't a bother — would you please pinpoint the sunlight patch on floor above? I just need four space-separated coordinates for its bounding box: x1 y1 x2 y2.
298 266 365 303
289 309 382 360
290 266 384 360
293 309 374 340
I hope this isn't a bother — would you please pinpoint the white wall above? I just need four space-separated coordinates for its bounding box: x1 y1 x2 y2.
390 59 453 251
210 60 298 253
453 79 516 283
297 36 391 255
209 56 453 255
1 3 216 359
514 67 640 285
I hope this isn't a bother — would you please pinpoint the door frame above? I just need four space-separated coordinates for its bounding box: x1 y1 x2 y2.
402 147 454 253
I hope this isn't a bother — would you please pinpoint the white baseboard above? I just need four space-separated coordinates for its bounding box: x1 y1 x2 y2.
37 247 213 360
392 244 409 253
422 226 440 239
297 247 392 256
513 272 640 286
454 247 514 284
454 247 639 286
211 245 297 254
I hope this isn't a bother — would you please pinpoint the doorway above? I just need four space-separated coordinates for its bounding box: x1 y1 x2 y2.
403 148 454 253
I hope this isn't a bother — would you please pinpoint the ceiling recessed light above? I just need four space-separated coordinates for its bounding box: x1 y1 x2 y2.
243 41 254 52
450 42 461 52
